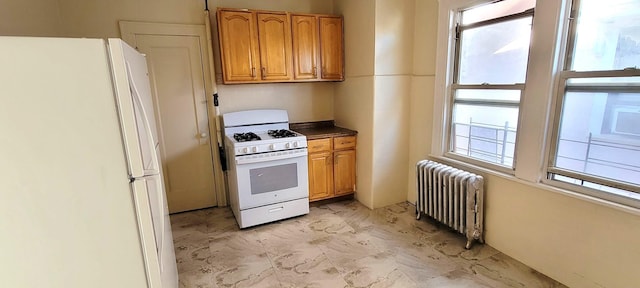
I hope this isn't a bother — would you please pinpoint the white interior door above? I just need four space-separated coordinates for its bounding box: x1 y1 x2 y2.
133 34 217 213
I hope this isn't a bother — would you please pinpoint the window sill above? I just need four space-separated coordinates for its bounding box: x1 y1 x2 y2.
428 154 640 216
443 152 515 175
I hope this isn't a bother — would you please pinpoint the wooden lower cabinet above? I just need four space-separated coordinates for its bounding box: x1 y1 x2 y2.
308 151 333 200
308 136 356 201
333 149 356 195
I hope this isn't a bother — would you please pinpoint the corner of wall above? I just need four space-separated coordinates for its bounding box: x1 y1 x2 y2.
54 0 64 36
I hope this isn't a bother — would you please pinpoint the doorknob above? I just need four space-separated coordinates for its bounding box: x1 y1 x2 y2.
200 133 208 138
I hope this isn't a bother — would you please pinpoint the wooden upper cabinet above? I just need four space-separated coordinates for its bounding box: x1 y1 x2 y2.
319 16 344 81
256 12 293 81
217 8 343 83
217 10 260 83
291 14 344 81
291 15 319 80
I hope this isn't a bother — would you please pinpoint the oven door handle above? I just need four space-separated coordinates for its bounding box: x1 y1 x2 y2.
236 148 308 165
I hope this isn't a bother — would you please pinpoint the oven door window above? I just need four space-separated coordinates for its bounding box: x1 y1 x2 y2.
249 163 298 194
234 154 309 210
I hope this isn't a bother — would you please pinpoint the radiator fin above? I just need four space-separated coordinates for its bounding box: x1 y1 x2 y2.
416 160 484 249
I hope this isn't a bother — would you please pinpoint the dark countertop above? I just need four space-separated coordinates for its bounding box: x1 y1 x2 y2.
290 120 357 140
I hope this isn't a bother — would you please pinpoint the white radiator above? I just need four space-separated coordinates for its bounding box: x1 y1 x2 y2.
416 160 484 249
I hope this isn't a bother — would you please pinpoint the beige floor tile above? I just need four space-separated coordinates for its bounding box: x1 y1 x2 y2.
316 231 385 274
469 252 565 288
213 265 280 288
208 231 266 272
170 199 566 288
174 230 212 274
178 266 217 288
340 251 417 288
256 219 324 257
422 269 493 288
269 246 346 287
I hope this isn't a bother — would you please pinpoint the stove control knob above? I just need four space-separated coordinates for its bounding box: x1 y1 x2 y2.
252 147 258 153
242 147 248 154
269 144 275 150
293 141 299 148
285 143 291 149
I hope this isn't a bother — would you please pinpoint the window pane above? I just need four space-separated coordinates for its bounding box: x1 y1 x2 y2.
554 91 640 186
552 174 640 200
461 0 535 25
567 76 640 85
458 17 532 84
451 103 519 166
569 0 640 71
455 89 521 102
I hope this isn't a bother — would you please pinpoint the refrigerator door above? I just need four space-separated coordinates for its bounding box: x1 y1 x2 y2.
128 66 161 176
144 172 178 288
108 39 177 288
109 39 160 178
130 177 163 288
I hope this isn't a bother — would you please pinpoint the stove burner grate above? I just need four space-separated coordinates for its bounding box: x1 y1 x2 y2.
233 132 261 142
268 129 297 138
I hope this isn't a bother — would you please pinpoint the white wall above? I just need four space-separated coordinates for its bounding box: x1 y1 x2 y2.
406 0 439 205
484 176 640 288
55 0 336 123
334 0 376 208
371 75 411 207
370 0 415 208
0 0 61 36
335 0 416 209
335 76 375 208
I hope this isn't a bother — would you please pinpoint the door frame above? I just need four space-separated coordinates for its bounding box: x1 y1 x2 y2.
119 20 227 207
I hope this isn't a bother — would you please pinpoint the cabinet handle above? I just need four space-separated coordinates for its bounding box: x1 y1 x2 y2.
312 66 317 77
251 67 256 78
261 67 266 79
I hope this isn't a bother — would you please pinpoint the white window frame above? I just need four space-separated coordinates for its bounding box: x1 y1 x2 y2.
433 0 567 179
434 0 640 210
543 0 640 207
446 7 533 172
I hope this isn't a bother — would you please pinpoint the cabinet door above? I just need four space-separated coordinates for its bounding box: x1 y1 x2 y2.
308 152 334 201
334 149 355 196
291 15 319 80
319 16 344 80
257 12 292 81
217 10 260 82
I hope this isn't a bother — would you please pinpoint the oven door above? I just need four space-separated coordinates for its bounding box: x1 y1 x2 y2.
234 149 309 210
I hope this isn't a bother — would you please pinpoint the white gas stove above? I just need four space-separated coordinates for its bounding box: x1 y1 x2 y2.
222 109 309 228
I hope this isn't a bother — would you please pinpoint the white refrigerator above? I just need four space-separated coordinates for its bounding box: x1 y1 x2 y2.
0 37 178 288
